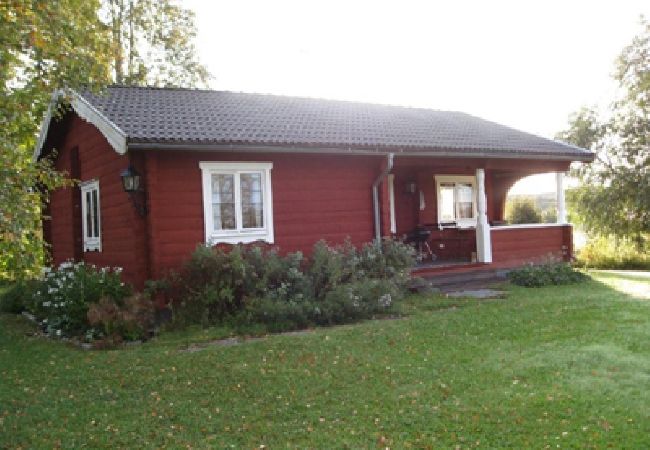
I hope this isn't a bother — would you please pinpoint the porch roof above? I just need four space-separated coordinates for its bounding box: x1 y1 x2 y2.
36 86 594 162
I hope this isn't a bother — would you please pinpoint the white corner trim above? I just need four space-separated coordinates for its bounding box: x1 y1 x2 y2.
33 89 128 161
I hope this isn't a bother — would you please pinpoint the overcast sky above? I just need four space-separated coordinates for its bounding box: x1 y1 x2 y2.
185 0 648 194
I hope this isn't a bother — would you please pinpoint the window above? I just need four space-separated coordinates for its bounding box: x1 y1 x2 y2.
200 162 274 244
80 180 101 251
435 175 477 227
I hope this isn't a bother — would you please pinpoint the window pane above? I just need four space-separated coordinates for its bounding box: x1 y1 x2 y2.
212 174 236 230
91 189 99 237
456 183 474 219
241 173 264 228
439 183 455 222
85 191 93 238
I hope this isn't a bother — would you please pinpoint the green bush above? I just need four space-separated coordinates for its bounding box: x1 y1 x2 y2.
508 262 587 287
576 236 650 270
30 261 131 337
160 239 415 331
505 197 542 224
0 280 38 314
87 293 155 342
243 278 402 332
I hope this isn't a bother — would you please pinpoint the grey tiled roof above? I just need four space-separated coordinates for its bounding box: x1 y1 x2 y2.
78 86 592 160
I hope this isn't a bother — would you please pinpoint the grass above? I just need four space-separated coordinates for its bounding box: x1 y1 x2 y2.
1 272 649 448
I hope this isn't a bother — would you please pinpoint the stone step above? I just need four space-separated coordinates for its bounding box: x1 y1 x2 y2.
413 267 510 290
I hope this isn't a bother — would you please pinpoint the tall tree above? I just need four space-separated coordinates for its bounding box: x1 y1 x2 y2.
1 0 112 279
558 18 650 248
102 0 210 87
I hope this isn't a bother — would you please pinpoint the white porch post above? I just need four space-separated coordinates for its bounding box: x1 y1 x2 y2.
556 172 567 224
476 168 492 263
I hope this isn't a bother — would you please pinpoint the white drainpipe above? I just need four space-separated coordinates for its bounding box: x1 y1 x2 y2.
373 153 394 244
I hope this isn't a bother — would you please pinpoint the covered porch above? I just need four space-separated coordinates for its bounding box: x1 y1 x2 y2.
377 155 573 272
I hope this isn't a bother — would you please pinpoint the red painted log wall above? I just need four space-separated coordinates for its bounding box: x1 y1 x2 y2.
145 151 383 279
491 225 572 264
47 116 149 286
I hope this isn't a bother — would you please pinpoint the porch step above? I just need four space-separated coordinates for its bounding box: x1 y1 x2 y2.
413 266 510 291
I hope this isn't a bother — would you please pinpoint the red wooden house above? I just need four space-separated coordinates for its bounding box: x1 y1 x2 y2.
36 87 593 287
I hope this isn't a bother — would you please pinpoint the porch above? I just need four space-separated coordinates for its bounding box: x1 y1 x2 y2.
378 155 573 274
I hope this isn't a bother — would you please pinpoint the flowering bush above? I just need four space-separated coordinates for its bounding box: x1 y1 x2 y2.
160 238 415 331
30 261 131 337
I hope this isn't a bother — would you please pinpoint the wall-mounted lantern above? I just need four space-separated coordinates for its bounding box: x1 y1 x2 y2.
120 165 147 216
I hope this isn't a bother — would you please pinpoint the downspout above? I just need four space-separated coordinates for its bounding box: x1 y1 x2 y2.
372 153 394 244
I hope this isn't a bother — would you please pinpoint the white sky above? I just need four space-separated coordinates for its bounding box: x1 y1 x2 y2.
186 0 648 195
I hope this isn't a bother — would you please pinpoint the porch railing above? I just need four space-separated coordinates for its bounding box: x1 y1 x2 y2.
491 223 573 264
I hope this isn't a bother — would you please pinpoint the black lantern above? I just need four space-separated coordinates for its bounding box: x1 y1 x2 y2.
120 165 141 192
121 165 146 215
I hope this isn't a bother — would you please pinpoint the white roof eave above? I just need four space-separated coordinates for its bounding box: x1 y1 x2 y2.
33 89 127 161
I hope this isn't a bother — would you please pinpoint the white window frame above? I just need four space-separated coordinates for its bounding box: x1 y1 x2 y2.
435 175 478 228
80 179 102 252
199 161 274 245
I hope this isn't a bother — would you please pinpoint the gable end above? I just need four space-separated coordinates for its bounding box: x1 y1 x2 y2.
34 89 128 161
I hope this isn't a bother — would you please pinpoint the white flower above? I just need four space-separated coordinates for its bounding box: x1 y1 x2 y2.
60 261 73 270
42 301 51 307
56 329 62 336
378 294 392 308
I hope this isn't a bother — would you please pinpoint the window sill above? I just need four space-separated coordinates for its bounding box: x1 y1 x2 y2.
207 232 274 245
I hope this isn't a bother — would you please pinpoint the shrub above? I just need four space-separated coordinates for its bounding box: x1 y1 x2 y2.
576 235 650 270
506 197 542 224
29 261 131 337
87 293 155 342
0 280 39 314
508 262 587 287
161 238 415 331
243 278 402 332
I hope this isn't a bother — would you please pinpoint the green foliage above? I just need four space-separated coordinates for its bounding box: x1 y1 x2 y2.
0 280 39 314
576 235 650 270
160 239 415 331
541 208 557 224
505 196 542 224
558 19 650 243
102 0 210 87
29 261 131 337
1 1 210 280
244 278 401 333
508 262 587 287
86 293 155 342
1 1 112 280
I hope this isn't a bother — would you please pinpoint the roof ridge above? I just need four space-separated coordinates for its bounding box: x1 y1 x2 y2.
104 84 457 114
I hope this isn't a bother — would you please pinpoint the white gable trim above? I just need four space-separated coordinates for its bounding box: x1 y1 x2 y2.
33 89 128 161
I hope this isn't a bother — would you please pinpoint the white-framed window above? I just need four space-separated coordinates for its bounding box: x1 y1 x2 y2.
80 179 101 252
435 175 477 227
199 161 274 245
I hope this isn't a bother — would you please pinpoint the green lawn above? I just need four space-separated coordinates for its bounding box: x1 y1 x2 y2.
1 272 649 448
